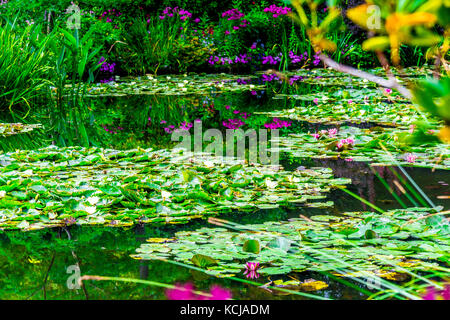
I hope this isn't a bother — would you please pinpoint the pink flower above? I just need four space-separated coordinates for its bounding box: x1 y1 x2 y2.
244 262 260 279
311 133 320 139
345 137 355 145
313 98 319 104
405 153 417 163
385 88 392 94
225 30 230 35
328 128 338 137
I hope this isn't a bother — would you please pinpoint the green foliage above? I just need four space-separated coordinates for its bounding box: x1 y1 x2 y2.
0 21 52 121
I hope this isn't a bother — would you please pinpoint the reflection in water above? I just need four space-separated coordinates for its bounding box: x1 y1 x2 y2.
282 157 449 212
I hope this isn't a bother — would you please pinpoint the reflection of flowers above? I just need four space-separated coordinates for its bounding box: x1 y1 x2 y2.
166 282 232 300
244 262 260 279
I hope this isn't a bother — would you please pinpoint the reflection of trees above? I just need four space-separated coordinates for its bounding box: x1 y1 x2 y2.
286 158 449 212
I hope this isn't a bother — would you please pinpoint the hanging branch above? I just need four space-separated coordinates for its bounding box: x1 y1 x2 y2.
318 53 413 99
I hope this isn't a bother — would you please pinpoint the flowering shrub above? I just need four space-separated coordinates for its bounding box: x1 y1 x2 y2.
158 6 192 21
263 4 292 18
264 118 292 129
222 8 244 21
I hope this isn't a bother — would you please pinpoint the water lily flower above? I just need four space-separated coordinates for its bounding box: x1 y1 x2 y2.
313 98 319 104
405 153 417 163
244 262 260 279
328 128 338 137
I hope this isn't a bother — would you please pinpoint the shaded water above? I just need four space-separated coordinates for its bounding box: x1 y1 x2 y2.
1 76 448 299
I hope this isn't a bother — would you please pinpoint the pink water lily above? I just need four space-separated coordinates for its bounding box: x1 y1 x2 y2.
336 138 355 151
405 153 417 163
328 128 338 137
244 262 260 279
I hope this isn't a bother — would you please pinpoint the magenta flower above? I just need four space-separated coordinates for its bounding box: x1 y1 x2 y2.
385 88 392 94
207 285 232 300
244 262 260 279
313 98 319 104
166 283 232 300
166 283 196 300
422 285 450 300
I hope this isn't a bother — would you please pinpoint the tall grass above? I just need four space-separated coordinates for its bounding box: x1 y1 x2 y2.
121 17 183 75
0 20 52 121
48 26 102 147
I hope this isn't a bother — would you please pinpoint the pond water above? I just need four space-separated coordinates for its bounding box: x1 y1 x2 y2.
1 72 448 300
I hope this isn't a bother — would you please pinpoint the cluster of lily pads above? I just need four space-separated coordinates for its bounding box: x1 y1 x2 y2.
80 74 264 97
256 100 439 127
274 126 449 170
133 207 449 282
0 123 42 137
0 146 351 231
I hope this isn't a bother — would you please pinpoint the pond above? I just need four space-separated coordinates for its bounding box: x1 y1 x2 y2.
1 70 449 300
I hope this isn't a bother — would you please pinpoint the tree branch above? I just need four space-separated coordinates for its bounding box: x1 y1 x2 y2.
318 54 413 99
